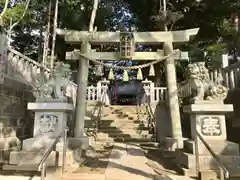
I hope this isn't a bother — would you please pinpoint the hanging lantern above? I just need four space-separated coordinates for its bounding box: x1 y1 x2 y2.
123 70 129 82
108 68 114 80
137 68 143 80
95 64 103 76
149 64 155 76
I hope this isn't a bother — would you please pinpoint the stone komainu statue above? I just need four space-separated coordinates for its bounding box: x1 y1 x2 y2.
35 62 72 100
187 62 228 102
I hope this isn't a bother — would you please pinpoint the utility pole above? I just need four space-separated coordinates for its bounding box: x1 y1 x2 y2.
50 0 59 69
163 0 167 31
42 0 52 67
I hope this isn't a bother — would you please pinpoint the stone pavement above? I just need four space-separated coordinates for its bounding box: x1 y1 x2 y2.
105 142 156 180
0 142 194 180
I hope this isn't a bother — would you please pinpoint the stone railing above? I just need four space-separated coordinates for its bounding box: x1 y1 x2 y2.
86 86 98 101
154 87 167 102
7 48 169 104
178 81 191 99
7 48 78 105
87 84 168 103
222 61 240 90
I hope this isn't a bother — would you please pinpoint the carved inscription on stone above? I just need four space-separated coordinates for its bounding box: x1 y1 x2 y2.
200 116 221 136
39 114 58 133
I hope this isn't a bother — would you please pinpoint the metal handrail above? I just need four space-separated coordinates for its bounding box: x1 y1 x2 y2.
37 128 68 180
195 131 229 180
145 95 156 134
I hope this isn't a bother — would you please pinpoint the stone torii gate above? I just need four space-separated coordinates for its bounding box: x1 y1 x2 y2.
57 28 199 149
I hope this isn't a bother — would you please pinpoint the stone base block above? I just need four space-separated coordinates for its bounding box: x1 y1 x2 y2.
184 140 239 156
9 151 56 166
164 137 185 151
177 151 240 169
57 151 76 166
68 136 89 150
22 136 56 151
8 150 76 167
22 136 69 152
199 170 218 180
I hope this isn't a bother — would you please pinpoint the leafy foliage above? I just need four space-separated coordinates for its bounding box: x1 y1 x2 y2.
4 0 240 84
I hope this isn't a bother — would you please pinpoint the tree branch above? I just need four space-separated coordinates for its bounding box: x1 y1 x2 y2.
8 0 31 32
0 0 9 25
89 0 99 32
0 0 9 17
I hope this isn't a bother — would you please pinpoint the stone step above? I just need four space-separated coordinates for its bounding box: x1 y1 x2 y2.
199 168 240 179
62 173 105 180
8 151 57 166
172 160 240 178
2 164 38 172
99 119 142 123
97 128 149 134
100 115 143 121
85 120 144 127
164 174 195 180
101 110 146 115
87 123 148 129
176 151 240 169
85 125 149 131
99 124 148 129
96 136 155 143
97 132 151 139
183 140 239 156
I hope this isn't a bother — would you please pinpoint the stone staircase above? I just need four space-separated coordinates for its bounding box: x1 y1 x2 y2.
85 104 155 144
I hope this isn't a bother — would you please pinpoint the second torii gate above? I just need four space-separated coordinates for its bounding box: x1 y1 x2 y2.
57 28 199 149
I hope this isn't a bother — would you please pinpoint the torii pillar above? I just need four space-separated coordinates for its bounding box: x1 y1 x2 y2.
68 42 90 156
74 42 90 138
164 41 183 149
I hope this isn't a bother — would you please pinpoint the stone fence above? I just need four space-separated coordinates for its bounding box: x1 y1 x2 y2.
86 81 167 104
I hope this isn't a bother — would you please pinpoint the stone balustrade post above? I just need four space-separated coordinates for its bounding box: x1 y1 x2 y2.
142 79 152 104
96 81 102 101
221 54 229 88
100 80 110 105
150 82 155 103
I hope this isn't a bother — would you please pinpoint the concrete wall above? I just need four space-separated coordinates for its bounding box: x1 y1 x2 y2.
0 76 35 163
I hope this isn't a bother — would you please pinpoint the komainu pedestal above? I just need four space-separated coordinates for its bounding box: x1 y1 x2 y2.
6 62 76 167
7 100 74 167
176 101 240 176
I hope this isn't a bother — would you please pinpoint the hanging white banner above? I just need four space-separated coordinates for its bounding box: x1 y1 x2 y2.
0 34 8 84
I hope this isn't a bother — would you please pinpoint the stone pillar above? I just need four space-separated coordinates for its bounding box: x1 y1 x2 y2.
221 54 229 88
176 101 240 176
142 79 152 104
74 42 91 138
96 81 102 101
25 101 74 149
163 41 183 149
7 100 74 166
100 80 110 105
150 82 155 103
